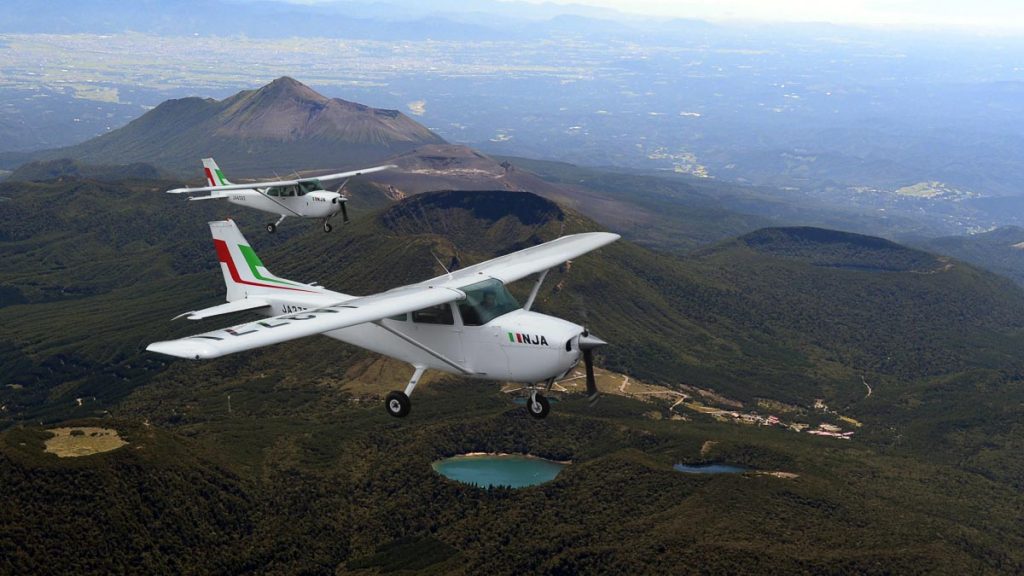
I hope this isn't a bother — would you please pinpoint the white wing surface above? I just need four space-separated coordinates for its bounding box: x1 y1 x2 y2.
147 285 463 359
166 165 396 194
439 232 620 286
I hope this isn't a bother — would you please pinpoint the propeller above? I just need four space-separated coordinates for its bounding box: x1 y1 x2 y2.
333 180 350 223
578 331 606 406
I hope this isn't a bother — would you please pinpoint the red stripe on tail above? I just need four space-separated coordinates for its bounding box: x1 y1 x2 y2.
213 239 315 293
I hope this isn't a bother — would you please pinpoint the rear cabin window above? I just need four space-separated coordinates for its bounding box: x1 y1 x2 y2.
411 304 454 325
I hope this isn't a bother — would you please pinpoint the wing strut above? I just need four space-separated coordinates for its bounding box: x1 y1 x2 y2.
523 269 549 311
372 321 473 374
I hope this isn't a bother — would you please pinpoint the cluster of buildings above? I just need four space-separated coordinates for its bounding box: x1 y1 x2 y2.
682 398 857 440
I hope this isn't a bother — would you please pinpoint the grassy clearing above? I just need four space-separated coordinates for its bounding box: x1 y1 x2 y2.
43 426 127 457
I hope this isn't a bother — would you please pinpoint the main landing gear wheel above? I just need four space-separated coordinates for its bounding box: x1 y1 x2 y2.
385 390 411 418
323 222 333 233
266 223 277 233
527 392 550 419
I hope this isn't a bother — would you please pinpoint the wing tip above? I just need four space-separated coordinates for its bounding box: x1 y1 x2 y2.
146 340 218 360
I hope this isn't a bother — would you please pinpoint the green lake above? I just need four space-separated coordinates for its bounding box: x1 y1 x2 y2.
432 454 568 488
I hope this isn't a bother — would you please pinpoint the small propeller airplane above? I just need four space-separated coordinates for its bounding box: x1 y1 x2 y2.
147 219 618 418
166 158 396 233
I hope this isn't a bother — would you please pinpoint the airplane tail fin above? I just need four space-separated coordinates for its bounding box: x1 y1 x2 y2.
209 220 319 302
202 158 232 187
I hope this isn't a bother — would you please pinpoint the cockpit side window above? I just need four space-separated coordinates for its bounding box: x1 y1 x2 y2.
298 180 323 194
458 279 520 326
266 186 282 197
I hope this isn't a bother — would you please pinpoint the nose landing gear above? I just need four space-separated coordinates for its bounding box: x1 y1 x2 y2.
527 390 550 419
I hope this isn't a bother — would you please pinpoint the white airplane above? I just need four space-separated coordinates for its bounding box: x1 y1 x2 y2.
167 158 396 233
147 220 618 418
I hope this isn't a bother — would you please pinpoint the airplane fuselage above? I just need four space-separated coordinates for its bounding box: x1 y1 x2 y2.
224 188 341 219
247 289 583 383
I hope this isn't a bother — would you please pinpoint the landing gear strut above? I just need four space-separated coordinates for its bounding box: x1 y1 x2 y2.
385 365 426 418
266 215 287 233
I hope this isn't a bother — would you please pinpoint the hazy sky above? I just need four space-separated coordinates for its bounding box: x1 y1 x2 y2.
522 0 1024 31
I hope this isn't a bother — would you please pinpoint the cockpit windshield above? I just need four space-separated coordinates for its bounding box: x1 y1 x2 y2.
458 278 520 326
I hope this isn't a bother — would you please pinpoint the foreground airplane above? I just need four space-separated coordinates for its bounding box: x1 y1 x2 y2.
167 158 395 233
147 220 619 418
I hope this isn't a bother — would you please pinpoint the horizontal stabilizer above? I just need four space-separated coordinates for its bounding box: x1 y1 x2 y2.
185 194 228 201
173 298 270 321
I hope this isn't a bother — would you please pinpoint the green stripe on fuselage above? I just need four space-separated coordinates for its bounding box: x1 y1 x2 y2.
239 244 299 286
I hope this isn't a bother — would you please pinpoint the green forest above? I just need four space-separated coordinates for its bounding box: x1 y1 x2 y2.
2 180 1024 574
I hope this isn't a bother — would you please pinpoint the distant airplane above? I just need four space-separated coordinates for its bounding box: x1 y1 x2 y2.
166 158 395 233
148 220 618 418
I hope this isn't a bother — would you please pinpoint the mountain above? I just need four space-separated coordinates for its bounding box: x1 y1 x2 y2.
913 226 1024 286
32 77 445 177
8 158 170 182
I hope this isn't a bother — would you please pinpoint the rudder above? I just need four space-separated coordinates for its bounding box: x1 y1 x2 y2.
202 158 232 187
209 220 318 302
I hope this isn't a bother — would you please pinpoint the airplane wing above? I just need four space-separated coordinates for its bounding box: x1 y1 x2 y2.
148 230 618 360
440 231 621 285
147 284 464 360
166 164 396 194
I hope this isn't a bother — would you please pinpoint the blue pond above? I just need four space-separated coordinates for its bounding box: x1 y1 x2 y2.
432 454 568 488
673 463 748 474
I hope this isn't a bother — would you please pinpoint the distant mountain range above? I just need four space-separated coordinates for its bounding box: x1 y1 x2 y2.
913 226 1024 286
0 0 638 39
30 77 445 177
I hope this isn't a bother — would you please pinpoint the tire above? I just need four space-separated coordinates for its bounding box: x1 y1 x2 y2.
323 222 333 233
385 391 411 418
527 393 550 419
266 223 277 233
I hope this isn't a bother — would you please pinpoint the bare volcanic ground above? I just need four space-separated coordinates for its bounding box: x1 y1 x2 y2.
373 144 651 233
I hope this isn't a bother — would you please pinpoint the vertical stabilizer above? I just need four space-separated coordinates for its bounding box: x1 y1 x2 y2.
202 158 232 187
208 220 318 302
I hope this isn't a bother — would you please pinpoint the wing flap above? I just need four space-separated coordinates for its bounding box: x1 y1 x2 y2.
148 286 463 359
